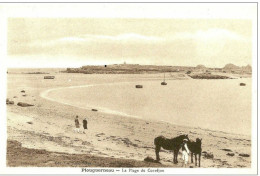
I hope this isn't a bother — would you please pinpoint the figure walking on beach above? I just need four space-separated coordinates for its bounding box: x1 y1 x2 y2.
74 116 80 133
181 139 190 167
83 118 88 134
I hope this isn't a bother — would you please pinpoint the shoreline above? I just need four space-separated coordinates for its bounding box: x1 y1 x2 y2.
6 73 251 168
40 83 140 119
40 81 251 137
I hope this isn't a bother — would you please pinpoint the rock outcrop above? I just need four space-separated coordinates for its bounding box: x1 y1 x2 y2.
189 73 230 79
239 153 250 157
6 99 14 105
17 102 34 107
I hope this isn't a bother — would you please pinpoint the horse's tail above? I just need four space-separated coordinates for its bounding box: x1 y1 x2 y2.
153 137 158 145
154 137 158 146
154 136 162 147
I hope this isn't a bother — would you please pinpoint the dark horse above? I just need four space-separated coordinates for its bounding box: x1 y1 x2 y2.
154 134 189 164
187 138 202 167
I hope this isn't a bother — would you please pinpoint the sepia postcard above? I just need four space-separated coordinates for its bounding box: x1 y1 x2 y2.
0 2 258 174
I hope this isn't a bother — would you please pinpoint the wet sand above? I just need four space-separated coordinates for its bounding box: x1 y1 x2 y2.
6 72 251 167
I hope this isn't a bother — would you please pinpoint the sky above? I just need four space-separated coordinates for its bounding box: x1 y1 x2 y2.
5 4 256 68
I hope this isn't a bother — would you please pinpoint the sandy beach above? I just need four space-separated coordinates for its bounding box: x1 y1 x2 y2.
6 71 251 168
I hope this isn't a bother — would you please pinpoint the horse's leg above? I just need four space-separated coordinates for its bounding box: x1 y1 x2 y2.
195 154 197 166
155 145 161 161
199 153 201 167
175 149 179 164
191 153 193 163
173 150 177 164
173 150 176 163
173 151 175 163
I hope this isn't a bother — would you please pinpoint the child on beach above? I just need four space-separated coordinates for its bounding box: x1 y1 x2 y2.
74 116 80 133
83 118 88 134
181 139 190 167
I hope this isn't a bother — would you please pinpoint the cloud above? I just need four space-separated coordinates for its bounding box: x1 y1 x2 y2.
26 33 164 51
195 28 247 41
38 33 163 45
15 29 251 67
169 28 248 42
29 29 248 48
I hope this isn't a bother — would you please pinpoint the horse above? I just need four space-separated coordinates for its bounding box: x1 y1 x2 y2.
187 138 202 167
154 134 189 164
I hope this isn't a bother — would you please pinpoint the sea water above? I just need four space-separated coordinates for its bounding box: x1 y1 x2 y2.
46 76 251 135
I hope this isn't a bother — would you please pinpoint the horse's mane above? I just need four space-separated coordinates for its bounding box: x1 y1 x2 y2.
154 134 189 145
170 134 188 142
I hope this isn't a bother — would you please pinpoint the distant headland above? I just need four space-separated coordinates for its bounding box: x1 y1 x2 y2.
64 63 252 76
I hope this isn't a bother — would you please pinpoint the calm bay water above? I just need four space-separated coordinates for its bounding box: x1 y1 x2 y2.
47 77 251 135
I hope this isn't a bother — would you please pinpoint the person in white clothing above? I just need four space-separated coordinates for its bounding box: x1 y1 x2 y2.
181 138 190 167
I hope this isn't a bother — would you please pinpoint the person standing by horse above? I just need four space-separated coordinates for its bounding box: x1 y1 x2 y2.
74 115 80 133
83 118 88 134
181 139 190 167
154 134 189 164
